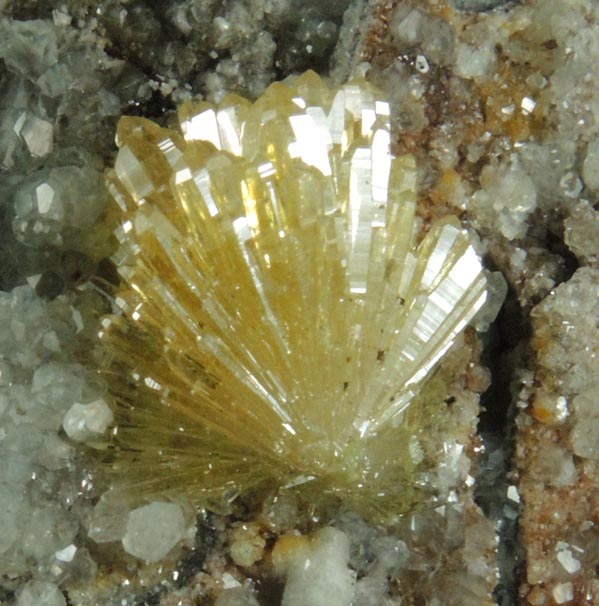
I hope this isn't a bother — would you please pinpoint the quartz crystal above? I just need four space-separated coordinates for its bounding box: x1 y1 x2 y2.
97 71 488 518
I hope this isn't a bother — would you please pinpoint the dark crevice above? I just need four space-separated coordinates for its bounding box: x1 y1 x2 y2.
476 286 529 606
0 587 15 604
544 226 579 288
174 512 216 590
122 513 215 606
451 0 521 12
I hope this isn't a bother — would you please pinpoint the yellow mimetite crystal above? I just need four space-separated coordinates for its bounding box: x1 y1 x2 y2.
98 71 488 518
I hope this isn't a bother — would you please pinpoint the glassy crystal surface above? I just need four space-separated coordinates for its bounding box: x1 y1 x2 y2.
98 71 488 518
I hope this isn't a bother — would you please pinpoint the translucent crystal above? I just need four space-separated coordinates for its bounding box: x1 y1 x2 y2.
97 71 488 518
121 501 186 562
12 112 54 158
62 399 113 442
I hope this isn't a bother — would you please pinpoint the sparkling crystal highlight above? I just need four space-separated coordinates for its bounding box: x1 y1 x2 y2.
97 71 488 518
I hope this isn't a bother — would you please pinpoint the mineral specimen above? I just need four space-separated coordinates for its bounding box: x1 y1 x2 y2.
97 71 488 519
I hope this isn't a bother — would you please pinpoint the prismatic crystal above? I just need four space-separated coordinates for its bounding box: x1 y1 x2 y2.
97 71 488 519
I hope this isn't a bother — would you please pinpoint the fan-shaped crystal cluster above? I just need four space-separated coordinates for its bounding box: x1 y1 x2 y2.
98 71 488 518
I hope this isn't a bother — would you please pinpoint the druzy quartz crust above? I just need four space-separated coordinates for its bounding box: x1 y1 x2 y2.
97 71 488 519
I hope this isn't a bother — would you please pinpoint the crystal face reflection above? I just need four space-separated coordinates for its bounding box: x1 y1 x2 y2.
96 71 488 519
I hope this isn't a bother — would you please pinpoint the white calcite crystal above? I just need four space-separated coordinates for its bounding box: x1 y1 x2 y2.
556 544 582 575
121 501 187 562
62 398 113 442
87 490 130 544
471 156 537 240
454 41 495 79
529 444 577 488
16 580 66 606
275 528 356 606
18 113 54 158
533 268 599 394
21 506 78 562
12 164 107 249
570 386 599 461
564 200 599 265
552 582 574 605
0 285 97 590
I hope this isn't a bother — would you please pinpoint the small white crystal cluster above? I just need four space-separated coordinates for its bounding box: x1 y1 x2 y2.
533 269 599 396
519 268 599 602
528 272 599 478
264 499 495 606
274 528 355 606
88 493 194 564
12 164 107 250
0 16 131 294
459 1 599 245
162 0 347 101
0 286 96 604
209 526 359 606
62 398 113 442
0 283 194 604
471 157 537 241
379 0 599 310
0 18 129 172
